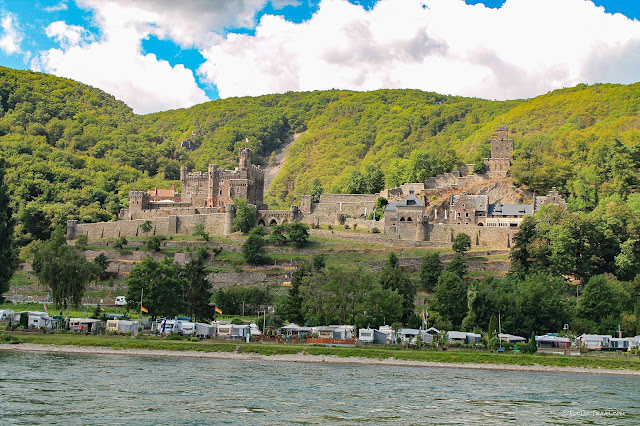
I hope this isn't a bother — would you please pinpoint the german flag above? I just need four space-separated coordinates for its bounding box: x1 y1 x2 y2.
215 306 222 314
141 306 149 313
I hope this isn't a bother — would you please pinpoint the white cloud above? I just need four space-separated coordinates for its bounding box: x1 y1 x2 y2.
0 13 22 55
198 0 640 100
45 21 91 48
33 4 209 113
44 2 69 12
76 0 268 49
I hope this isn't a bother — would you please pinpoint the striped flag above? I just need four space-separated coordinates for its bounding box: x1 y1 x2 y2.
44 303 47 312
215 306 222 314
141 306 149 313
100 306 105 311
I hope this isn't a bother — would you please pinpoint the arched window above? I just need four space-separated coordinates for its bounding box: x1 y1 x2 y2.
269 219 278 226
400 217 405 222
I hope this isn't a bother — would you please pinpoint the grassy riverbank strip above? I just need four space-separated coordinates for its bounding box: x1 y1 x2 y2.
3 333 640 372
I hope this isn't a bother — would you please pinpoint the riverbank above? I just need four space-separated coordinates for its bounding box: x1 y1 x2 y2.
2 335 640 376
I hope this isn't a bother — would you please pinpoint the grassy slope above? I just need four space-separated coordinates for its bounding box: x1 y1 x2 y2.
4 333 640 371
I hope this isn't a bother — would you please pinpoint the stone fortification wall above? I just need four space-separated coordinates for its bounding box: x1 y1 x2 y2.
68 212 232 240
424 171 488 191
427 224 516 248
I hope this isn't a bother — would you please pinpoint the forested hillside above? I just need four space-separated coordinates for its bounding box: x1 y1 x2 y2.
1 66 640 247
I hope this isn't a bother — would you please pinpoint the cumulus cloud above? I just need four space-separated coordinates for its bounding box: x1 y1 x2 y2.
0 13 22 55
76 0 268 49
32 3 209 113
199 0 640 100
45 21 91 48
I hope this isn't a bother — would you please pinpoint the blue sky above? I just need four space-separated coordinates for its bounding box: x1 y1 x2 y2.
0 0 639 113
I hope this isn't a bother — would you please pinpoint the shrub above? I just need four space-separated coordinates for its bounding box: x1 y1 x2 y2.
344 224 350 229
75 234 88 249
372 227 380 233
114 236 128 249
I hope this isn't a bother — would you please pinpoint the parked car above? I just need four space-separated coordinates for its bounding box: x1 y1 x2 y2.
115 296 126 306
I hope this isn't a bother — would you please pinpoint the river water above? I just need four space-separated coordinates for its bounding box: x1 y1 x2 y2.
0 351 638 424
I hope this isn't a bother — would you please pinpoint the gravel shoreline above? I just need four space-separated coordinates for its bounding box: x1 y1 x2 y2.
2 343 640 376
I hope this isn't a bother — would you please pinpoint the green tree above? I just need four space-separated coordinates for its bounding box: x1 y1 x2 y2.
242 231 266 264
114 236 128 249
146 235 165 252
511 272 570 337
310 177 323 203
379 253 415 324
433 272 468 328
75 234 89 249
287 222 310 247
578 274 629 330
233 198 256 233
446 254 468 278
33 235 100 326
140 220 153 233
192 223 210 241
126 257 187 319
93 253 110 279
181 248 213 322
268 224 288 245
0 157 17 302
420 252 442 291
452 233 472 254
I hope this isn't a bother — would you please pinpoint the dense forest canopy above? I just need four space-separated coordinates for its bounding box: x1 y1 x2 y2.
1 66 640 246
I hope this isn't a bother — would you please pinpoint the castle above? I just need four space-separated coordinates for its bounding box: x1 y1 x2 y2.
122 148 265 221
67 126 567 249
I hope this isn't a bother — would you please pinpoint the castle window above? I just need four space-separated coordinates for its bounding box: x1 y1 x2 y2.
400 217 405 222
407 199 415 206
220 190 223 195
407 217 413 222
465 212 469 218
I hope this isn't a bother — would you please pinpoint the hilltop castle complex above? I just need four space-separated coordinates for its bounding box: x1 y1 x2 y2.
67 126 567 249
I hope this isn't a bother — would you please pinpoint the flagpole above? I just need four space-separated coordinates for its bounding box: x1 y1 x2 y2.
140 288 144 322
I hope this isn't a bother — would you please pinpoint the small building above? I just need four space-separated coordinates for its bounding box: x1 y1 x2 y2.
68 318 101 333
249 323 262 336
106 320 140 334
498 333 527 343
399 328 420 345
374 328 393 344
214 321 232 337
194 323 217 338
609 338 631 351
0 309 16 321
180 322 196 336
446 331 481 345
576 334 612 350
536 334 571 349
419 330 434 345
359 328 374 343
314 326 337 339
229 324 250 338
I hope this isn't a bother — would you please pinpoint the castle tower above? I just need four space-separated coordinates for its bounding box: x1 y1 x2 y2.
239 148 252 170
491 125 514 159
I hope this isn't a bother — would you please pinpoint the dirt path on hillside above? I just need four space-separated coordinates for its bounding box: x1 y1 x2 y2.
263 132 301 193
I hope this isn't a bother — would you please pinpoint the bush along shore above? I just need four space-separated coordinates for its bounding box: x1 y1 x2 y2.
2 333 640 374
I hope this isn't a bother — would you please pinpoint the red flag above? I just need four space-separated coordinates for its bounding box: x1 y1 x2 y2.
44 303 47 312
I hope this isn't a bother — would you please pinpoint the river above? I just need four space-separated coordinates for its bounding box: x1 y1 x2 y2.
0 351 637 424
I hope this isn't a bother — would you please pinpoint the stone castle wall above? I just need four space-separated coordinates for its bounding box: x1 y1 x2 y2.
68 212 232 240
